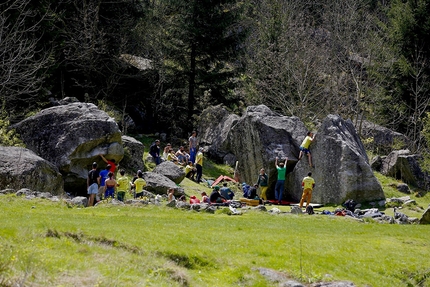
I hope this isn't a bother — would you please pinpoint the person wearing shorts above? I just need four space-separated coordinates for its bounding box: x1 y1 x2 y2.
87 162 100 207
298 131 315 168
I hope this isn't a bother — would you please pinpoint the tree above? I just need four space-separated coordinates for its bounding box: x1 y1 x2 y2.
242 0 393 129
387 0 430 153
154 0 247 125
0 0 50 115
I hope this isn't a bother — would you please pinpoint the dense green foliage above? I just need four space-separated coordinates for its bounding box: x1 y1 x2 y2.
1 0 430 152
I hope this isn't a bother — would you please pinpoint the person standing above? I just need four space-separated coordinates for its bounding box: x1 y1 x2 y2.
98 164 111 201
104 171 117 199
87 162 100 207
99 154 117 173
299 172 315 208
132 171 146 198
274 157 287 204
195 147 204 183
149 139 161 165
298 131 315 168
189 131 198 163
257 168 269 200
116 169 129 202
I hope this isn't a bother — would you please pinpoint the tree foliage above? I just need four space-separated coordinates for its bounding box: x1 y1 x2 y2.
1 0 430 149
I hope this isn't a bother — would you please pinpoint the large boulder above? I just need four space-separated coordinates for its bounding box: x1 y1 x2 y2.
152 161 185 184
0 146 64 195
354 119 408 154
121 135 145 172
419 206 430 224
228 105 307 191
380 150 429 190
142 172 184 196
12 102 123 194
288 115 384 204
199 105 307 190
198 105 240 165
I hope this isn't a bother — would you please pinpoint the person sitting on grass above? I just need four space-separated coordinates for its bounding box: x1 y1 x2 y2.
167 188 175 202
167 148 179 164
220 182 234 200
185 162 196 181
163 143 172 161
175 146 188 165
201 192 210 204
209 186 227 204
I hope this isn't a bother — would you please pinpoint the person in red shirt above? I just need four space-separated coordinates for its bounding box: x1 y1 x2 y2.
100 154 117 173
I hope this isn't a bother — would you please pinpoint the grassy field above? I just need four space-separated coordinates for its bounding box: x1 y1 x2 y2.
1 172 430 287
1 137 430 286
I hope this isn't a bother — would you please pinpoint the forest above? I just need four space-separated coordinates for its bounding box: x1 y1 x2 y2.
1 0 430 158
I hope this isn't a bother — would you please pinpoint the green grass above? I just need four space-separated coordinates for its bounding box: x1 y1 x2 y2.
1 187 430 286
1 136 430 286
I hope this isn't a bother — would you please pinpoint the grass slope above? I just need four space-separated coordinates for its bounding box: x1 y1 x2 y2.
1 188 430 286
1 142 430 286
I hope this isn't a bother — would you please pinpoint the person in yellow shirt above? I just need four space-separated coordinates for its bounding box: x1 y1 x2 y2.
116 169 129 202
132 171 146 198
298 131 315 168
185 162 196 181
299 172 315 208
195 147 204 183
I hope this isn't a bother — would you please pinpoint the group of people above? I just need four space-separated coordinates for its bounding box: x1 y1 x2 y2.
148 131 204 183
87 131 206 207
249 131 316 209
87 130 317 209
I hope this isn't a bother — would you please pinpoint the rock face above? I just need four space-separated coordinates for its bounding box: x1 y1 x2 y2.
12 102 123 194
354 119 408 154
121 135 145 172
288 115 384 204
380 150 429 190
0 146 63 194
419 206 430 224
152 161 185 184
199 105 307 191
198 107 384 204
228 105 307 188
142 172 184 196
198 104 240 165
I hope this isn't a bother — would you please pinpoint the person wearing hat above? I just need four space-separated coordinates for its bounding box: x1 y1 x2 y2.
209 185 227 203
195 147 204 183
87 162 100 207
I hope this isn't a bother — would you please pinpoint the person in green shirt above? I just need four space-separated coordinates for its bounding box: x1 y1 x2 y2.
275 157 288 204
116 169 129 202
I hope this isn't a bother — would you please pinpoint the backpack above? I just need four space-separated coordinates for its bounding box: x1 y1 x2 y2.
305 205 314 215
342 199 357 212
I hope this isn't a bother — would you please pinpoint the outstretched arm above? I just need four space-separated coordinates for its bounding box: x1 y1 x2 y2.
284 157 288 165
275 157 278 168
99 154 108 163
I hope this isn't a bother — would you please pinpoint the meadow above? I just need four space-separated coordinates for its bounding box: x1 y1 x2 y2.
1 173 430 287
